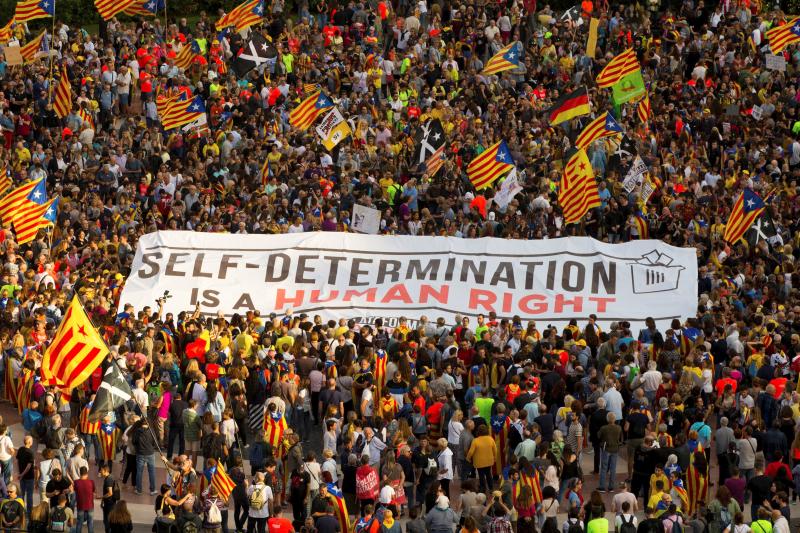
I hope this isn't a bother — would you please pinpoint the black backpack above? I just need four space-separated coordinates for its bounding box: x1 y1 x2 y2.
49 506 68 532
618 515 636 533
566 519 583 533
46 428 64 450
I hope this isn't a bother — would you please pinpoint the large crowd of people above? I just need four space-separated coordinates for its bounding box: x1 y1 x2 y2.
1 0 800 532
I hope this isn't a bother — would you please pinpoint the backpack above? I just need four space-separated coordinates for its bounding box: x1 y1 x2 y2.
411 413 427 434
290 472 305 494
181 518 200 533
667 517 684 533
424 456 438 476
718 507 732 529
202 434 223 461
352 434 366 455
46 427 64 450
233 399 247 420
31 417 48 439
619 515 636 533
249 441 265 468
566 520 583 533
249 484 267 510
111 479 121 502
206 501 222 525
374 330 389 350
49 506 68 532
1 500 21 526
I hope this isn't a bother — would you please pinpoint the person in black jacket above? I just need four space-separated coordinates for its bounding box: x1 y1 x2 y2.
134 419 159 495
166 391 188 459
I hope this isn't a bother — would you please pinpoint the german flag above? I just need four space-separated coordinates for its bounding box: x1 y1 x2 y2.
548 87 590 126
53 65 72 119
766 16 800 54
637 94 652 123
558 148 599 224
595 48 640 88
289 90 333 131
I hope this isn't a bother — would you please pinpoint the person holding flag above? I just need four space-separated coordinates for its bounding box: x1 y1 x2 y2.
96 414 120 474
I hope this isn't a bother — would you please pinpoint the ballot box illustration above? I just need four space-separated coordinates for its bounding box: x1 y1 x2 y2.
629 250 685 294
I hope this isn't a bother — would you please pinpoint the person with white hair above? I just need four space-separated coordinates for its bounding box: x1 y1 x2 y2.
425 494 457 533
436 438 453 496
715 417 736 484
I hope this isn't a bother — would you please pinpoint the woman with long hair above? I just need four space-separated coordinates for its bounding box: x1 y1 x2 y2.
28 500 49 533
583 489 606 522
107 500 133 533
515 484 537 533
708 485 741 533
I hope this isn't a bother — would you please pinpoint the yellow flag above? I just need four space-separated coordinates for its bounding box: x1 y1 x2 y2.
586 18 599 58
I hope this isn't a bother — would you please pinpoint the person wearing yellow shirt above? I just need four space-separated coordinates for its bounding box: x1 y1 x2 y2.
649 466 669 500
647 480 667 513
466 425 497 492
203 142 220 159
267 144 282 167
281 50 295 74
379 173 395 200
14 141 31 167
368 66 382 91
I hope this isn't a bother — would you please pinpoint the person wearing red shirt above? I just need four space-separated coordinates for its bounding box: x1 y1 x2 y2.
714 369 738 397
73 466 95 533
267 516 294 533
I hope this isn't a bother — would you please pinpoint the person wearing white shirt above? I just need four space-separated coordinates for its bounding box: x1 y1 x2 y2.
364 428 386 470
436 438 453 494
246 472 273 527
132 379 150 414
602 381 624 421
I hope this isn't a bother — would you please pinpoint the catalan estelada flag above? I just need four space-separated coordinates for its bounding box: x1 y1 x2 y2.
467 140 514 190
574 111 623 150
96 422 120 461
289 90 333 131
596 48 641 88
766 16 800 54
637 94 652 123
519 468 542 504
263 411 288 450
15 367 34 414
79 403 101 436
633 211 648 239
491 414 510 476
94 0 137 20
53 65 72 119
210 463 236 500
680 327 701 357
481 41 523 76
723 188 765 244
0 178 41 223
374 349 387 401
20 30 47 62
14 0 55 24
41 296 110 389
123 0 163 16
548 87 590 125
160 95 206 131
14 197 55 244
326 484 350 533
558 148 600 224
174 40 202 70
672 477 689 511
686 452 708 516
215 0 264 32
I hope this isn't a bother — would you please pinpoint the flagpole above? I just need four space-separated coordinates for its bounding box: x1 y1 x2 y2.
47 3 57 100
163 0 168 38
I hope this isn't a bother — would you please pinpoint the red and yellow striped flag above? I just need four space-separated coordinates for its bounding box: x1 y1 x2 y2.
211 463 236 500
765 16 800 54
94 0 137 21
466 140 514 190
0 18 13 44
13 197 54 244
42 296 110 389
289 90 333 131
53 65 72 119
14 0 55 24
0 179 40 223
263 411 288 451
20 30 46 62
0 164 10 195
596 48 640 88
558 148 600 224
637 94 652 123
215 0 264 32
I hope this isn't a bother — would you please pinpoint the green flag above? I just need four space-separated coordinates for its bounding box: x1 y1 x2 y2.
612 70 646 106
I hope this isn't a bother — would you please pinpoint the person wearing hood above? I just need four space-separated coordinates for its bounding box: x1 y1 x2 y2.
424 495 456 533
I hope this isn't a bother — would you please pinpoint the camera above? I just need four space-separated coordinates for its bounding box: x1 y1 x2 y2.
156 290 172 305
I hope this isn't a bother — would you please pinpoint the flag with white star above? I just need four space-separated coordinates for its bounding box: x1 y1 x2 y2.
231 32 277 78
481 41 523 76
160 95 207 131
467 140 514 190
745 210 777 248
724 188 765 245
765 16 800 54
413 119 446 176
42 296 110 390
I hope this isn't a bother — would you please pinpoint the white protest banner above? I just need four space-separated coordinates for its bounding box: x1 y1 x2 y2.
765 54 786 71
622 156 647 193
120 232 697 330
493 168 524 209
750 105 763 121
315 107 351 151
351 204 381 234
